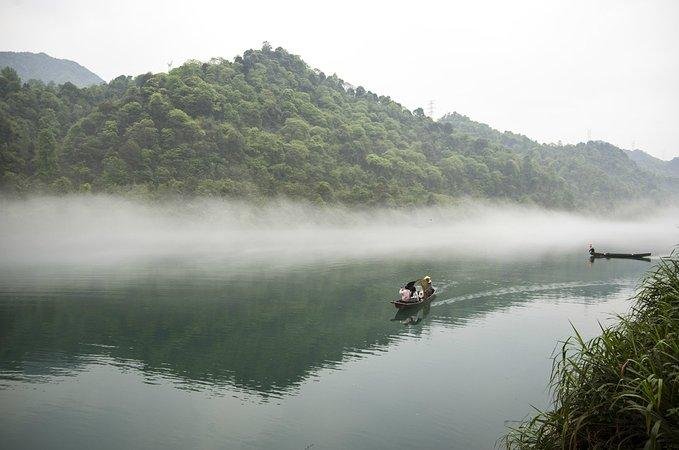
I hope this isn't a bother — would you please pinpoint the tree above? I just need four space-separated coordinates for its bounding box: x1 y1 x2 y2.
34 129 59 180
0 67 21 97
102 154 129 186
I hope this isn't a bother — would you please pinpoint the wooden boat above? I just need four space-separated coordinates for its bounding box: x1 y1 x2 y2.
591 252 651 259
391 288 436 309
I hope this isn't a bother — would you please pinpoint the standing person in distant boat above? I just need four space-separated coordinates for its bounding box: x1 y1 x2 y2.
589 244 595 256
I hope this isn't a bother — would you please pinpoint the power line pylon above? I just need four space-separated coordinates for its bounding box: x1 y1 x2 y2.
427 100 435 117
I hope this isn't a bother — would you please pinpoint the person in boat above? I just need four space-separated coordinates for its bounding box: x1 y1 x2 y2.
420 276 433 297
589 244 595 256
400 280 418 302
406 280 417 297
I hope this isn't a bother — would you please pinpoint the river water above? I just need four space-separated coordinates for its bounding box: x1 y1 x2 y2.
0 250 655 449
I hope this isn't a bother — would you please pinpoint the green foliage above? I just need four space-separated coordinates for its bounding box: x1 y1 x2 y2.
0 46 670 207
34 128 59 180
439 113 670 207
0 67 22 97
503 256 679 449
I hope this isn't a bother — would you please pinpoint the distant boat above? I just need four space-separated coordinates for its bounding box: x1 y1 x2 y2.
591 252 651 259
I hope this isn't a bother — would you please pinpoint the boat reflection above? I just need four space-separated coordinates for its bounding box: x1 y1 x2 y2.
392 301 431 325
589 255 651 263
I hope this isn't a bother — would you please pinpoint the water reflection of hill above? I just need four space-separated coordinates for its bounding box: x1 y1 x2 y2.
0 254 648 397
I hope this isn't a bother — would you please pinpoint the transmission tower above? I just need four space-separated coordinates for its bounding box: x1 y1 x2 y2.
427 100 435 117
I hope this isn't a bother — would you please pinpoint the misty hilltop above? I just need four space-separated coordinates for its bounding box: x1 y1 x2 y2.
624 149 679 179
0 51 104 88
0 45 675 208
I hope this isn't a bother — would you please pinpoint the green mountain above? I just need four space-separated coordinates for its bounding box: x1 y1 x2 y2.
0 45 673 208
439 112 675 206
0 51 104 87
624 149 679 178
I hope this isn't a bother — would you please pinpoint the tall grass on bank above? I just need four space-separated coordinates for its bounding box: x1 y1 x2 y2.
503 256 679 449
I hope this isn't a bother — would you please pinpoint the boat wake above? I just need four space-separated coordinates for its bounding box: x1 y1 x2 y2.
430 279 635 308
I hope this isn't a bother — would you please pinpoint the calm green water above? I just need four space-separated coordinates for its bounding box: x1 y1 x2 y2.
0 252 653 449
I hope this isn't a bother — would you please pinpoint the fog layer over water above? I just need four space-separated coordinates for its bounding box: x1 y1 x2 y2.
1 195 677 265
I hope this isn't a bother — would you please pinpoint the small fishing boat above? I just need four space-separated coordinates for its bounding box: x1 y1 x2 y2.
391 288 436 309
591 252 651 259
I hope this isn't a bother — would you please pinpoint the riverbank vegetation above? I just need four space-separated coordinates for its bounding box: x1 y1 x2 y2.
503 256 679 449
1 44 672 208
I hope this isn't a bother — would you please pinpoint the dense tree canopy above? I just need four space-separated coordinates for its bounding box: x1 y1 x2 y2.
0 46 672 208
439 112 674 206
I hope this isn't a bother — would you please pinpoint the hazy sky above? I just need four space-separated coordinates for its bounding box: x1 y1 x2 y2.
2 0 678 159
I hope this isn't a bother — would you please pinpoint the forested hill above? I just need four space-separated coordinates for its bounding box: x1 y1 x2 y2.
624 149 679 179
438 112 677 206
0 45 672 208
0 52 104 87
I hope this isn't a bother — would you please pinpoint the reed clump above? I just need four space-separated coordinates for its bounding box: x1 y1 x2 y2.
503 256 679 449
